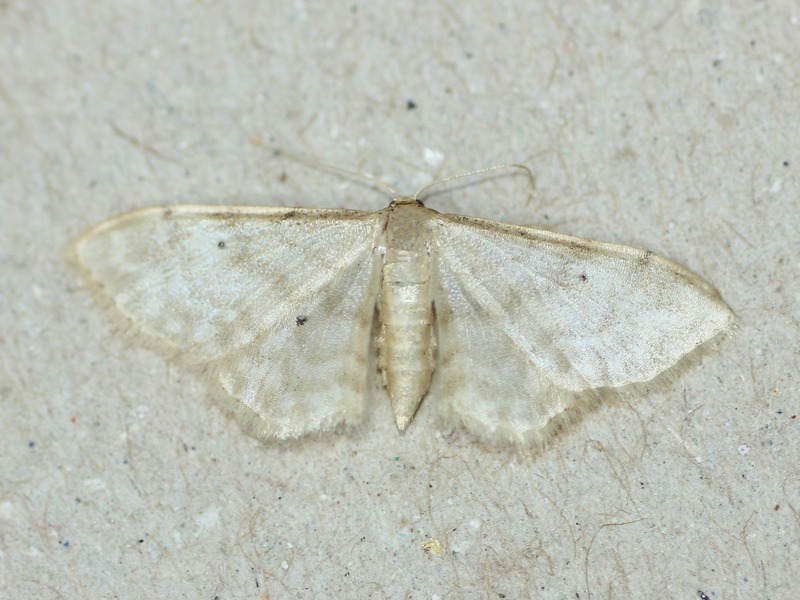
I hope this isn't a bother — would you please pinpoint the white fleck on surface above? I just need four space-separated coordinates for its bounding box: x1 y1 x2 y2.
131 404 150 419
423 148 445 167
195 506 220 530
0 501 20 521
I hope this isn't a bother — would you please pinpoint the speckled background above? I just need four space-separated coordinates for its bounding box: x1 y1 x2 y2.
1 2 798 599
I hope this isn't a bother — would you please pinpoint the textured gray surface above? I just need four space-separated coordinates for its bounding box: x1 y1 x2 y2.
1 2 798 599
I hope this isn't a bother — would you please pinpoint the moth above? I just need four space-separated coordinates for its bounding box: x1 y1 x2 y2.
73 176 734 444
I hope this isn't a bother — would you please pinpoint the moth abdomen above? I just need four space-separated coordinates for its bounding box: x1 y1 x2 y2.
378 247 436 430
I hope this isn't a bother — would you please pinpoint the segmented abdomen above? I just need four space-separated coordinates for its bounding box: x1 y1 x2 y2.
377 247 436 429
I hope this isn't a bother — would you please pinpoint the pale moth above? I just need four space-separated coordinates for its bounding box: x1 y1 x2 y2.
73 167 735 445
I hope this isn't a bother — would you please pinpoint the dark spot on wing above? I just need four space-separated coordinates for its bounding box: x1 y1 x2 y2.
580 273 588 282
406 99 417 110
163 208 173 218
217 240 226 249
295 315 308 326
698 592 710 600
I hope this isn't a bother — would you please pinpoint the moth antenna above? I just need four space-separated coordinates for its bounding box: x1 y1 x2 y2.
412 163 536 203
268 147 400 200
